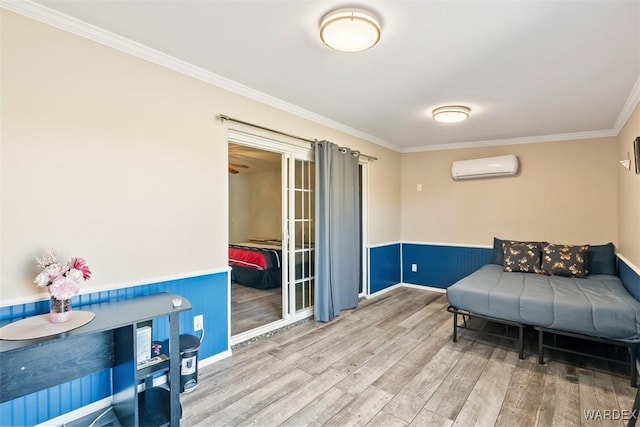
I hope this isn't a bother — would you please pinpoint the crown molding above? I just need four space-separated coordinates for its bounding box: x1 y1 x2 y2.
1 0 400 152
2 1 636 155
613 74 640 135
401 128 617 153
402 74 639 153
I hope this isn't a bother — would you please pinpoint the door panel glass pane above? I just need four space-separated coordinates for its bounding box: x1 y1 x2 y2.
294 250 315 281
295 191 303 219
293 159 315 313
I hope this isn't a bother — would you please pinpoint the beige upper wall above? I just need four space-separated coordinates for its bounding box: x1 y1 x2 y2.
229 170 282 243
228 173 251 243
617 102 640 267
401 138 619 248
249 170 282 241
1 10 400 301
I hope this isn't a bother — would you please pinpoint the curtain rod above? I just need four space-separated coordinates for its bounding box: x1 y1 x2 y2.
218 114 378 161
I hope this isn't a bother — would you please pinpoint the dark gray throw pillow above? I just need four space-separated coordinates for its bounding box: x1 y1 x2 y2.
541 243 589 278
503 241 543 274
494 238 543 267
586 243 616 275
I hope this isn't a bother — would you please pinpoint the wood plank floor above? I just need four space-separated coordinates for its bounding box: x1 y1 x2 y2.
231 282 282 336
183 287 637 426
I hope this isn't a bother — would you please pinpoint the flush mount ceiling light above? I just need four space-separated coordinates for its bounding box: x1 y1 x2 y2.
320 8 381 52
432 105 471 123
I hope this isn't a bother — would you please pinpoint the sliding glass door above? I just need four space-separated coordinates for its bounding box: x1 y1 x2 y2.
283 155 315 320
291 159 315 314
228 130 314 342
227 130 369 343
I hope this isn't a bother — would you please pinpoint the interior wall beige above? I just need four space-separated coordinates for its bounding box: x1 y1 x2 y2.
228 170 281 243
617 102 640 267
228 174 251 243
401 138 619 247
248 170 282 240
1 10 401 301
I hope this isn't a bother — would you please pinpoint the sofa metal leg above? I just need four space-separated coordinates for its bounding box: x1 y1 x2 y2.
452 311 458 343
518 326 524 359
538 329 545 365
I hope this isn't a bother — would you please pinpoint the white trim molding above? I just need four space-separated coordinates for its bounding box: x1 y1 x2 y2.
0 266 231 308
367 241 402 249
402 128 617 153
7 0 636 155
366 282 446 299
613 74 640 135
618 253 640 277
365 283 402 299
198 349 233 369
402 73 639 153
400 283 447 294
402 241 493 249
227 129 312 159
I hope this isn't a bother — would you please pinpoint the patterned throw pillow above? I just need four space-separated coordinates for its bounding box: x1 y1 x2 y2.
502 241 542 274
541 243 590 278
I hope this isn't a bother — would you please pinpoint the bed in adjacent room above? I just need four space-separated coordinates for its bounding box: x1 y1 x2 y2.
229 243 282 290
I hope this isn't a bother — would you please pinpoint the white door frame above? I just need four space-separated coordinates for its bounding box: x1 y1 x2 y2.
228 130 311 345
227 129 370 345
360 161 370 296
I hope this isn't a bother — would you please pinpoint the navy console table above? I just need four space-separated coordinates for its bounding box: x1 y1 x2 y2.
0 292 191 426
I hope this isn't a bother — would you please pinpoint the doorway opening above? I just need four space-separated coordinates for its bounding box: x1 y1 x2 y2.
227 130 369 343
228 143 283 336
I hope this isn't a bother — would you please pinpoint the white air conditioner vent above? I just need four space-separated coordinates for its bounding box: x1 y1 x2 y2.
451 155 519 180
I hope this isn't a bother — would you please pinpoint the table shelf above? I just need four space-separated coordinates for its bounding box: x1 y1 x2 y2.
0 292 191 426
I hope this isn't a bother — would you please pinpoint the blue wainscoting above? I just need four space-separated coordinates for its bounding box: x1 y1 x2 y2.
369 243 401 294
0 370 111 427
0 270 228 426
619 258 640 302
402 243 492 289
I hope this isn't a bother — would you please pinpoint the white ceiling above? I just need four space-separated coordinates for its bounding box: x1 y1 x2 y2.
18 1 640 151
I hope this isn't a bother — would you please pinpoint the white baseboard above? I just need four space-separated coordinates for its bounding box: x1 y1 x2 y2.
199 348 232 368
365 283 403 298
366 282 446 299
400 282 447 294
35 397 111 427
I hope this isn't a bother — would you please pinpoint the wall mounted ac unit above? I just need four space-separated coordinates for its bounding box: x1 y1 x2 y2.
451 154 519 180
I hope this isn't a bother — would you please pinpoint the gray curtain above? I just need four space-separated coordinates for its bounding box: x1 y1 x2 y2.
315 140 361 322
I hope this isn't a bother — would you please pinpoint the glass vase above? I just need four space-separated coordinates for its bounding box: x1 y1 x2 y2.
50 296 72 323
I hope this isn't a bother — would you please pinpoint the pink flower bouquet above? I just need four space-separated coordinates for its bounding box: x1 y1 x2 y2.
34 249 92 300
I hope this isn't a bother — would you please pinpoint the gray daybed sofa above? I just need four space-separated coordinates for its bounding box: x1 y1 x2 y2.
446 239 640 386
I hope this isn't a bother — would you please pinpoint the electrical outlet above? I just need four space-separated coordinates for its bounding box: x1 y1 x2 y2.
193 314 204 331
411 264 418 272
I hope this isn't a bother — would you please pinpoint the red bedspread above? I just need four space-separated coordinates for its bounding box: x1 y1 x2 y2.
229 247 269 270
